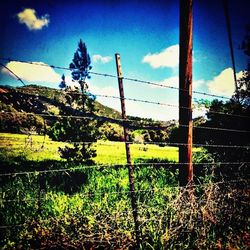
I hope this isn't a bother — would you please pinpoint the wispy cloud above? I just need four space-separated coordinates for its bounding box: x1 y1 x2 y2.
142 44 179 69
1 61 61 83
207 68 243 97
17 8 50 30
92 54 112 64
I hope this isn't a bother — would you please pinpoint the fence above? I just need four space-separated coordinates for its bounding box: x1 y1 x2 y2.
0 57 249 249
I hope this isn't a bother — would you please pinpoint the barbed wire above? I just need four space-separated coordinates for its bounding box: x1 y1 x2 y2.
6 87 250 120
0 177 249 211
92 93 250 119
0 58 232 100
0 69 250 121
2 140 249 151
1 110 249 134
0 161 248 177
3 138 249 149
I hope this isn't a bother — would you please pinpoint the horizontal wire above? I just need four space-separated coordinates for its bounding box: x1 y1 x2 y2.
12 87 250 120
1 178 249 212
93 93 250 119
2 78 250 119
0 57 232 100
1 110 249 133
1 76 249 127
2 178 249 204
0 136 250 149
0 162 248 177
2 139 249 149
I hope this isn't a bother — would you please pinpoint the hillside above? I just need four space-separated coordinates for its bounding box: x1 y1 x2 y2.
2 85 122 118
0 84 179 141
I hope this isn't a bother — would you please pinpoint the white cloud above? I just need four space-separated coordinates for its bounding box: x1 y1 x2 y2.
153 76 204 90
92 54 112 64
88 84 121 111
159 76 179 88
17 8 49 30
193 79 205 89
207 68 243 97
142 44 179 68
1 61 61 83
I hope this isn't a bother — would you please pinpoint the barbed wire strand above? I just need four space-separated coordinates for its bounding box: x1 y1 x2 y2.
90 93 250 119
1 139 249 151
0 178 249 221
6 86 250 120
2 138 249 149
0 58 232 100
0 161 248 177
14 86 250 119
1 110 249 133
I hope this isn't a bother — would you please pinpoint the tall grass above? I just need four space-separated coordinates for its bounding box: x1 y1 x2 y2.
0 133 249 249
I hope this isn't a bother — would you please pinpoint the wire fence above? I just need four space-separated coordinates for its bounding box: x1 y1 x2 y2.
0 57 249 248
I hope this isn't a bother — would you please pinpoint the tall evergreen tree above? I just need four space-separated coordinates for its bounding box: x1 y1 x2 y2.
49 39 100 164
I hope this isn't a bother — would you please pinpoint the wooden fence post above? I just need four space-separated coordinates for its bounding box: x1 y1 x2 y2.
115 53 140 248
179 0 193 186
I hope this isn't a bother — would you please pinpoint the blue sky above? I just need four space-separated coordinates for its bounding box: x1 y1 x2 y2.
0 0 249 121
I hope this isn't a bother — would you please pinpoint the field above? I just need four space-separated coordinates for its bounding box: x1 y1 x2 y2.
0 133 249 249
0 133 179 163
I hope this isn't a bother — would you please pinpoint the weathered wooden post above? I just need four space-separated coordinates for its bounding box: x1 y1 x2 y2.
115 53 140 248
179 0 193 186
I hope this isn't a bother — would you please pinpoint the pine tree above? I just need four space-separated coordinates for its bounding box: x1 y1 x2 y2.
50 39 100 164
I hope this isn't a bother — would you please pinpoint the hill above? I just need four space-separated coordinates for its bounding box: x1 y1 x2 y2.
0 84 178 142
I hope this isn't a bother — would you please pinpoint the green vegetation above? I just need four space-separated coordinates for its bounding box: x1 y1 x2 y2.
0 132 248 249
0 133 178 163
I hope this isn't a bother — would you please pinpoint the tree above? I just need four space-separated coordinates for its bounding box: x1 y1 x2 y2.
169 28 250 179
59 74 67 89
193 27 250 178
49 39 101 164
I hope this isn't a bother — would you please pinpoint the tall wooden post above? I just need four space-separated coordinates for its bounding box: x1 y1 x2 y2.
179 0 193 186
115 53 140 248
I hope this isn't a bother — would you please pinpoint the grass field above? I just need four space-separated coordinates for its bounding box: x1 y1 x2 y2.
0 132 179 163
1 133 246 249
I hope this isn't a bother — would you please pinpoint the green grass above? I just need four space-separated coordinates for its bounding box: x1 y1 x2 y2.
0 133 248 249
0 133 67 161
0 132 179 163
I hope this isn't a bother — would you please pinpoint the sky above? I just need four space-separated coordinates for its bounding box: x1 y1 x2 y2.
0 0 249 121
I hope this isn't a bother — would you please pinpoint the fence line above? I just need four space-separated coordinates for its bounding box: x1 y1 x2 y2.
0 56 249 244
0 63 26 86
0 162 248 177
2 139 249 150
91 93 250 119
1 80 249 120
2 140 250 149
1 110 249 134
0 57 232 100
0 178 249 217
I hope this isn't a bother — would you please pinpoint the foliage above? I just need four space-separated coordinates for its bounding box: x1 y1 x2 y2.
169 29 250 180
0 103 45 134
99 122 124 141
50 39 102 163
193 28 250 179
0 133 249 249
1 169 248 249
